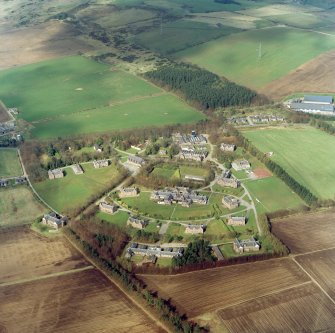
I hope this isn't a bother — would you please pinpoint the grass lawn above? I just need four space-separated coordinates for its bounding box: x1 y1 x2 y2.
34 163 120 213
244 176 305 213
97 210 129 228
212 184 244 197
0 148 22 177
152 166 180 180
156 257 173 267
174 27 335 89
243 126 335 199
165 222 186 238
134 19 240 55
31 94 205 139
0 187 46 227
121 192 175 220
179 165 210 178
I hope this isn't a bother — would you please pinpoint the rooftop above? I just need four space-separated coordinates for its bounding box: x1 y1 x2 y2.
304 95 333 104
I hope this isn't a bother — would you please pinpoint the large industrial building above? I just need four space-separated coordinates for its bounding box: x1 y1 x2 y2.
288 95 334 115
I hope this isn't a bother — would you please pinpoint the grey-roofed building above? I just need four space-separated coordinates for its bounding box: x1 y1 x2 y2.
48 169 64 180
217 177 239 189
119 187 139 198
93 159 109 168
71 164 84 175
228 216 246 226
184 175 205 182
290 102 334 114
15 176 27 185
42 212 67 229
222 196 239 210
127 155 145 166
127 216 148 229
232 159 250 171
304 95 333 104
185 224 204 234
99 202 118 215
233 238 260 253
0 179 8 187
128 243 183 258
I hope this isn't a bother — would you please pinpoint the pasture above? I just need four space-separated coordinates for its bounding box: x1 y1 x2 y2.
244 176 305 213
271 209 335 254
0 187 46 227
219 283 335 333
139 258 309 318
174 27 335 89
0 56 204 138
33 163 121 213
0 148 22 177
31 94 205 139
134 19 239 55
243 126 335 199
0 101 10 122
0 227 89 283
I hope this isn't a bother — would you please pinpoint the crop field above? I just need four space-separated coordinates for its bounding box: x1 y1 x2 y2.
34 163 121 213
219 283 335 333
296 248 335 301
271 209 335 254
243 126 335 199
0 148 22 177
244 176 305 213
0 227 89 283
0 268 165 333
140 258 308 318
0 187 46 227
174 27 335 89
134 19 239 55
0 56 204 138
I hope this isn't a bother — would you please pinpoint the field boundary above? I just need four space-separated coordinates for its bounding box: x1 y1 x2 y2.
0 265 94 287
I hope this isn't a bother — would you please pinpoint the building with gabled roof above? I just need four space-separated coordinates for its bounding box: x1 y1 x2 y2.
119 187 139 198
185 224 204 234
127 216 148 229
232 159 250 171
42 212 67 229
228 216 246 226
222 196 239 210
217 177 239 188
220 143 236 152
48 169 64 180
99 202 118 215
71 164 84 175
233 238 260 253
93 159 109 169
127 155 145 166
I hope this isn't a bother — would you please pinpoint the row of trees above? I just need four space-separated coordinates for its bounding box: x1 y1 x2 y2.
65 226 208 333
145 63 257 110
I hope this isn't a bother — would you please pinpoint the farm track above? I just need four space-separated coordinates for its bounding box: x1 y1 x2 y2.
31 92 168 124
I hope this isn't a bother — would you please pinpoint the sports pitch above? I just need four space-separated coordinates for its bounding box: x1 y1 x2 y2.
0 56 204 138
174 27 335 89
243 126 335 199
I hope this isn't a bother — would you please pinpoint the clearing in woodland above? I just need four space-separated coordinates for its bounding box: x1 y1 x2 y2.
243 126 335 199
271 209 335 254
0 187 46 227
174 27 335 89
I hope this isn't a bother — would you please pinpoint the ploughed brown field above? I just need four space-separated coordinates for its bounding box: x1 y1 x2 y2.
219 282 335 333
260 50 335 100
140 258 308 318
0 226 89 283
295 248 335 301
0 269 165 333
271 209 335 254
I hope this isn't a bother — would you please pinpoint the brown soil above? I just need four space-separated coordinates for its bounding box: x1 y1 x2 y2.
271 209 335 254
0 226 89 283
260 50 335 101
219 283 335 333
140 258 308 318
252 168 272 179
0 269 164 333
296 248 335 300
0 21 93 70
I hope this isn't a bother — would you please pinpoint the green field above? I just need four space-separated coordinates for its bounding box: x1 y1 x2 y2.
135 19 239 55
31 94 204 139
244 176 305 213
0 187 46 226
0 56 204 138
243 126 335 199
0 148 22 177
97 210 129 228
151 164 210 181
174 27 335 89
34 163 121 213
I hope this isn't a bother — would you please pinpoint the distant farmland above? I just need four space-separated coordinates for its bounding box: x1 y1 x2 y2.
0 56 204 138
243 126 335 199
174 27 335 89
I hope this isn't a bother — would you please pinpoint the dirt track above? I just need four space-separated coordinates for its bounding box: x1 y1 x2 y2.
260 50 335 100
